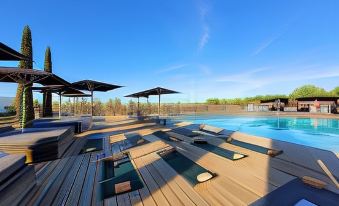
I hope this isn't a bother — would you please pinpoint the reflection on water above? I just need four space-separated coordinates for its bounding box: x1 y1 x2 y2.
172 115 339 152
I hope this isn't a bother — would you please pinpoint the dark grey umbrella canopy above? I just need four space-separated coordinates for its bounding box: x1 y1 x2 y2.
0 67 70 86
72 80 122 92
125 87 179 98
72 80 122 116
0 42 29 61
125 87 179 115
31 85 86 96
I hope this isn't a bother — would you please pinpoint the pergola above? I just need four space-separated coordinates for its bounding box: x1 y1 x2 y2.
0 42 29 61
125 87 179 116
32 85 87 118
72 80 122 116
0 67 70 127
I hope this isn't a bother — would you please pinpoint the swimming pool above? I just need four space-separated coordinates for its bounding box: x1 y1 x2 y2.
171 115 339 152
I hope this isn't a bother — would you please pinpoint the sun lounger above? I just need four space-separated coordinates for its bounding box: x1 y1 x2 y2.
120 134 149 150
0 127 74 163
226 137 283 157
100 155 143 198
249 178 339 206
153 131 182 141
0 152 36 205
197 124 235 137
158 148 215 185
191 142 246 161
171 127 199 137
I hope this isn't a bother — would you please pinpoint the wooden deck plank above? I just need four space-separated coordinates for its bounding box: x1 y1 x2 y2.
38 156 79 206
127 140 170 159
147 153 209 206
26 156 74 205
117 193 132 206
200 135 338 191
139 155 184 206
51 154 86 206
172 142 277 197
128 190 143 206
137 187 157 206
79 153 99 206
64 153 91 206
104 196 117 206
92 158 104 206
133 157 170 206
141 154 197 206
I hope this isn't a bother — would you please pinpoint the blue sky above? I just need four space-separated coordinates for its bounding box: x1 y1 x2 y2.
1 0 339 103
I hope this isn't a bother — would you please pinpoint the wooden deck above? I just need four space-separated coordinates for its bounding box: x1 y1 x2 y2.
15 118 338 206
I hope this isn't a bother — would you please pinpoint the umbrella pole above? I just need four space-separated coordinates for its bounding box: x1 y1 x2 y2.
91 90 94 116
158 94 161 116
73 97 76 116
59 92 62 119
147 97 149 115
137 97 140 115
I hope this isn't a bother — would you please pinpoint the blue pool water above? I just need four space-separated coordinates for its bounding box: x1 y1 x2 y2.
171 115 339 152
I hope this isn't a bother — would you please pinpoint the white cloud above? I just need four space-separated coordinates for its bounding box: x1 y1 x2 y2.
198 64 212 75
252 35 281 56
197 1 210 52
198 25 210 51
252 23 290 56
216 65 339 92
156 64 188 74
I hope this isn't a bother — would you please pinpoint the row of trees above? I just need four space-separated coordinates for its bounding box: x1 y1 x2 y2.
42 97 183 116
206 85 339 105
12 26 54 126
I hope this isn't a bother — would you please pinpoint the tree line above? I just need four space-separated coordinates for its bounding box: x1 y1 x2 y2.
206 85 339 105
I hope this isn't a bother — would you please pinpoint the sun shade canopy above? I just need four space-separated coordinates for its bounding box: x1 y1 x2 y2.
0 67 70 86
125 87 179 98
72 80 122 92
0 42 29 61
31 85 88 96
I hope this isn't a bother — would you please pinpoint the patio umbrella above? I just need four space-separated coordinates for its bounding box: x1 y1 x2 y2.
32 85 86 118
125 87 179 116
72 80 122 116
0 42 29 61
0 67 70 128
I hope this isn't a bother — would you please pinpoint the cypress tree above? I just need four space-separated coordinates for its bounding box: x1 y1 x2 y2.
42 47 53 117
14 25 34 127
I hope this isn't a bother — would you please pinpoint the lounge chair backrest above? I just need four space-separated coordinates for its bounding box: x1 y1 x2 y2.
201 124 224 134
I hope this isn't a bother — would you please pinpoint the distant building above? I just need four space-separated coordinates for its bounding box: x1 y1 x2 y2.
260 98 289 111
0 97 14 113
296 97 339 113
